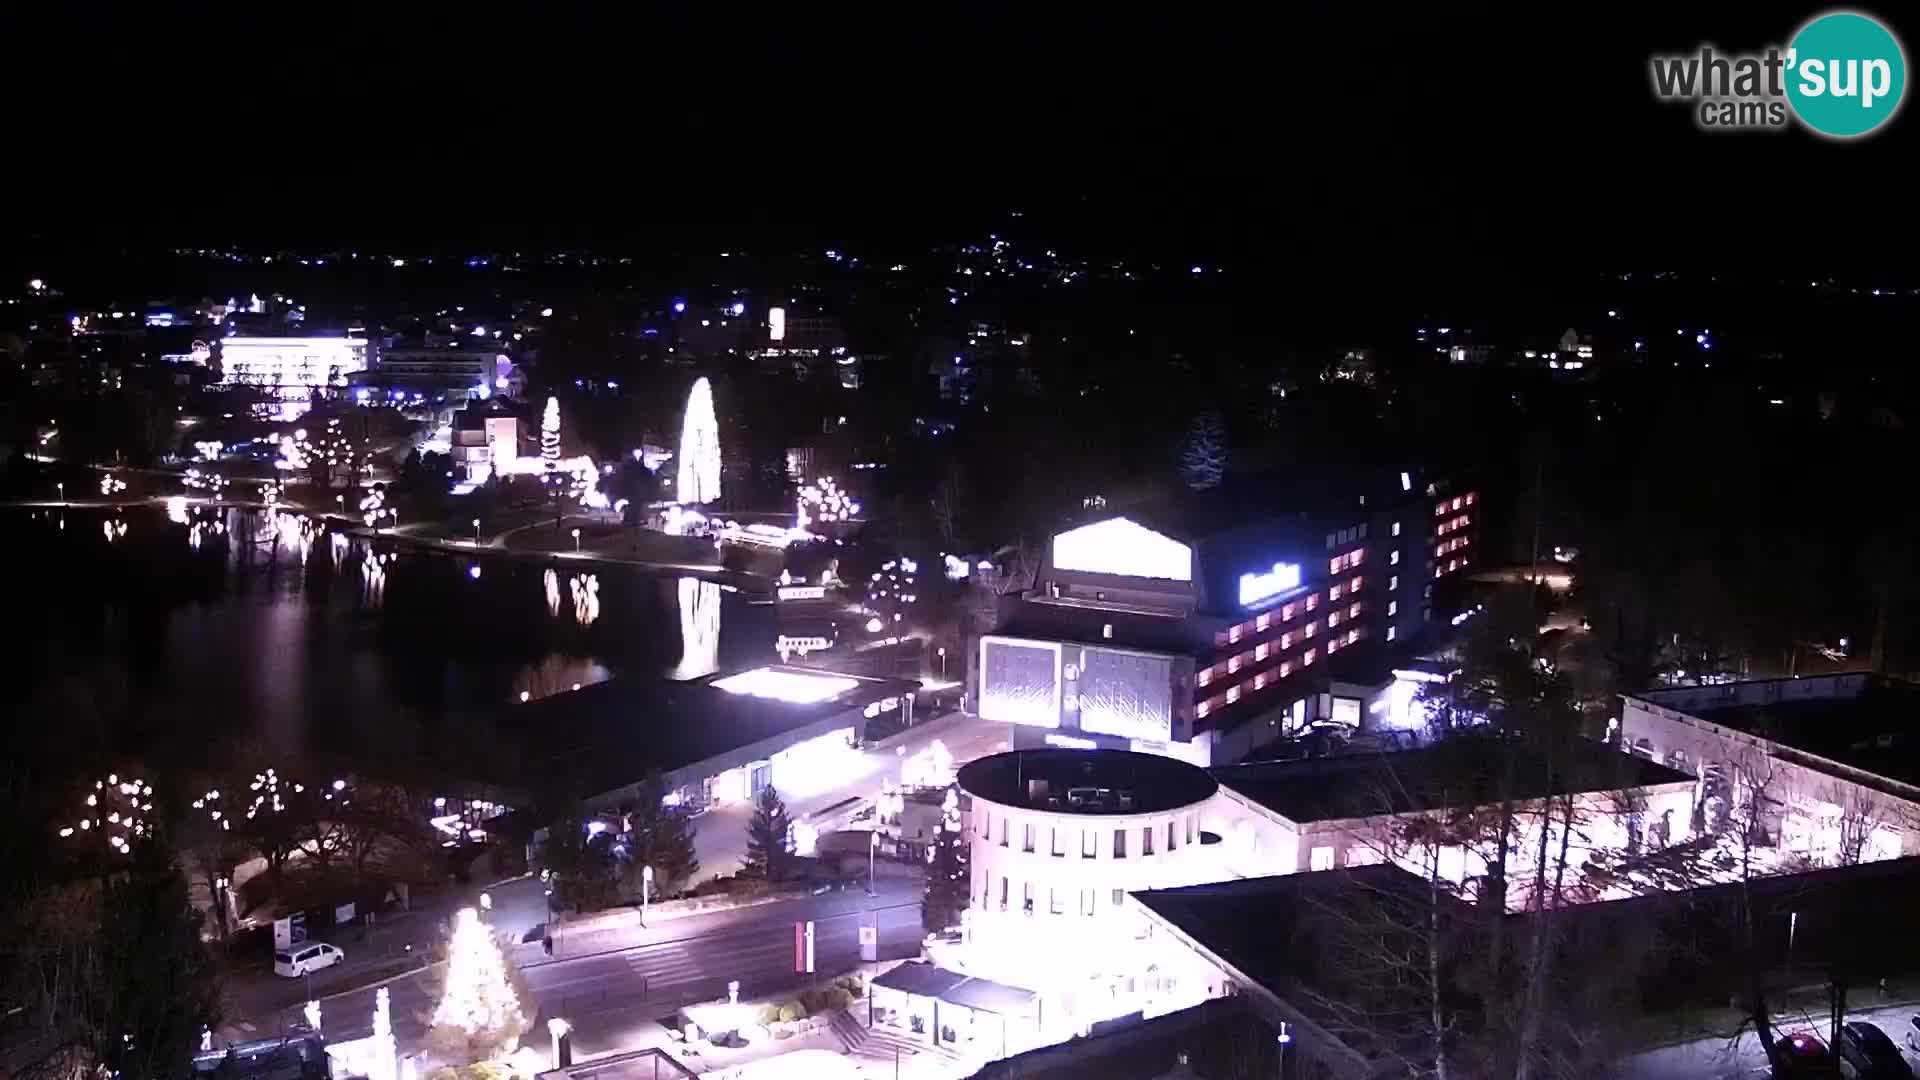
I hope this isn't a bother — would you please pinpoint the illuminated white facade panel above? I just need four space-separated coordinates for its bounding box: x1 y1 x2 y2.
979 637 1063 728
1051 518 1192 582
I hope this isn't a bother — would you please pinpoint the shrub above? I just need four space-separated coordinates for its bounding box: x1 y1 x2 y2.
756 1004 782 1025
825 987 854 1012
777 1001 804 1023
798 989 827 1014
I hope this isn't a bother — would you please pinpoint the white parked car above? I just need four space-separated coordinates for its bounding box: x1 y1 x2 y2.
274 942 344 978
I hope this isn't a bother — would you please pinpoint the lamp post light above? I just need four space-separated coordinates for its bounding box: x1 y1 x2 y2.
479 891 492 914
868 831 879 896
571 527 581 553
335 494 344 516
1276 1021 1291 1077
546 1017 570 1070
937 646 947 680
56 481 64 505
471 518 481 545
641 865 653 927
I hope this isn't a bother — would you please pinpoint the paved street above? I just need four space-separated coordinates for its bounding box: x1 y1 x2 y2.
1620 1000 1920 1078
218 879 926 1061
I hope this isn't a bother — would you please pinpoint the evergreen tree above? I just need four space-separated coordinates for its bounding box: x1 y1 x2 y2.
427 907 530 1064
88 839 222 1080
540 397 562 463
537 816 619 912
1180 410 1227 490
626 774 700 895
740 785 792 881
922 787 970 935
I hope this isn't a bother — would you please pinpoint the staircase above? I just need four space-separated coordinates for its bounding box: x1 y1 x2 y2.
830 1009 967 1068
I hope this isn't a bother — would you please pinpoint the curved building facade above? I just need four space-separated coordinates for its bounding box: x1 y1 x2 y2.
958 749 1221 965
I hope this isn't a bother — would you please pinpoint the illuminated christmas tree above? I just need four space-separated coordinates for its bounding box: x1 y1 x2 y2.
427 907 529 1063
922 786 969 935
677 377 721 505
540 397 562 464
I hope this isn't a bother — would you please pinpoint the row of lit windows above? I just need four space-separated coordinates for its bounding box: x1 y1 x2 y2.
1433 492 1478 517
1202 600 1363 686
1329 547 1366 575
986 879 1131 917
1435 556 1468 577
1196 627 1365 719
1220 588 1333 647
975 812 1199 860
1329 575 1363 602
1437 534 1472 557
1435 513 1472 537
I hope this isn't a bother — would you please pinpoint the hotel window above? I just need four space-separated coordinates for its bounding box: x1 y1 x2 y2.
1112 888 1126 907
1328 637 1341 655
1196 668 1212 687
1466 492 1477 505
1453 496 1464 510
1387 626 1398 641
1227 655 1241 674
1000 877 1009 909
1392 520 1402 537
1279 661 1292 677
1351 549 1364 565
1254 643 1269 661
1083 829 1096 858
1328 611 1342 628
1024 881 1034 915
1050 888 1064 915
1310 846 1335 872
1390 574 1399 591
1306 593 1319 611
1000 819 1009 847
1281 632 1293 649
1281 603 1296 621
1252 673 1266 690
1081 889 1096 916
1255 613 1270 632
1114 829 1127 858
1228 624 1242 644
1349 603 1361 619
1390 550 1401 565
1304 648 1318 666
1328 556 1340 575
1023 823 1035 853
980 811 989 839
1305 621 1319 638
1351 576 1363 592
1142 827 1155 856
1052 828 1065 857
1347 629 1360 645
1388 600 1399 617
1196 701 1211 719
1330 583 1345 601
1187 816 1197 844
1168 822 1178 851
1225 686 1241 705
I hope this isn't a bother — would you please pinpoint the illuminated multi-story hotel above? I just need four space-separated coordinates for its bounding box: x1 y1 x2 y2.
971 467 1481 766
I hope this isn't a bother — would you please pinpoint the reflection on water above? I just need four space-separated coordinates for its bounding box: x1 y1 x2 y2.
670 575 722 680
4 505 772 780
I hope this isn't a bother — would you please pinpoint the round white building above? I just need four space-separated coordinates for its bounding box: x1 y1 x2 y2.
958 748 1220 968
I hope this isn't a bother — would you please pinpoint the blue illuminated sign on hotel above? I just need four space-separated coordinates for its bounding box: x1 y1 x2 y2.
1238 562 1303 608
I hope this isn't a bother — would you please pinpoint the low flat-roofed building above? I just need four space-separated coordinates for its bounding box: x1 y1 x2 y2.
1622 673 1920 865
1204 735 1697 905
524 665 922 813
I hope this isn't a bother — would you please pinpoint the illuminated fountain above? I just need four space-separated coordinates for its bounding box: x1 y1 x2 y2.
676 377 721 506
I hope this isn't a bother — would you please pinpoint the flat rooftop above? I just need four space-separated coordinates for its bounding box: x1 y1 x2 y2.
525 666 920 798
1213 734 1691 824
958 748 1219 815
1637 675 1920 790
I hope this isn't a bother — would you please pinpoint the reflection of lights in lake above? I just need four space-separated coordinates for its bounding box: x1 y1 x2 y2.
98 474 127 496
361 549 386 606
166 496 190 524
669 576 721 679
102 518 129 542
570 573 600 626
543 568 561 617
330 530 349 568
468 564 483 580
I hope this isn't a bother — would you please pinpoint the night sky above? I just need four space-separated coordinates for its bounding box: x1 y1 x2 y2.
7 6 1915 277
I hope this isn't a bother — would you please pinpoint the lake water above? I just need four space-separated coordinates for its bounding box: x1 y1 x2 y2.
1 504 801 789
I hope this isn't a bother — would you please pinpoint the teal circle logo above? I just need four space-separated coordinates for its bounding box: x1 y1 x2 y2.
1786 11 1907 138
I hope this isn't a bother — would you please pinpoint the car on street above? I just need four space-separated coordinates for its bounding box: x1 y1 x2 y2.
1834 1020 1916 1078
1770 1030 1838 1078
273 942 344 978
1906 1015 1920 1055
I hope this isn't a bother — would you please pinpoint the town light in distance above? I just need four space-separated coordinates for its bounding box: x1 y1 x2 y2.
711 667 859 705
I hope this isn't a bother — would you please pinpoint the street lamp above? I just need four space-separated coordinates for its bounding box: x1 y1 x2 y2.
1276 1021 1292 1076
335 494 344 515
479 891 492 914
547 1017 570 1070
56 481 64 505
937 646 947 680
868 831 879 895
571 527 581 553
472 518 481 545
641 865 653 926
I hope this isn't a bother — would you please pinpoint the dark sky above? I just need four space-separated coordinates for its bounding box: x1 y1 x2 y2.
7 6 1914 274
